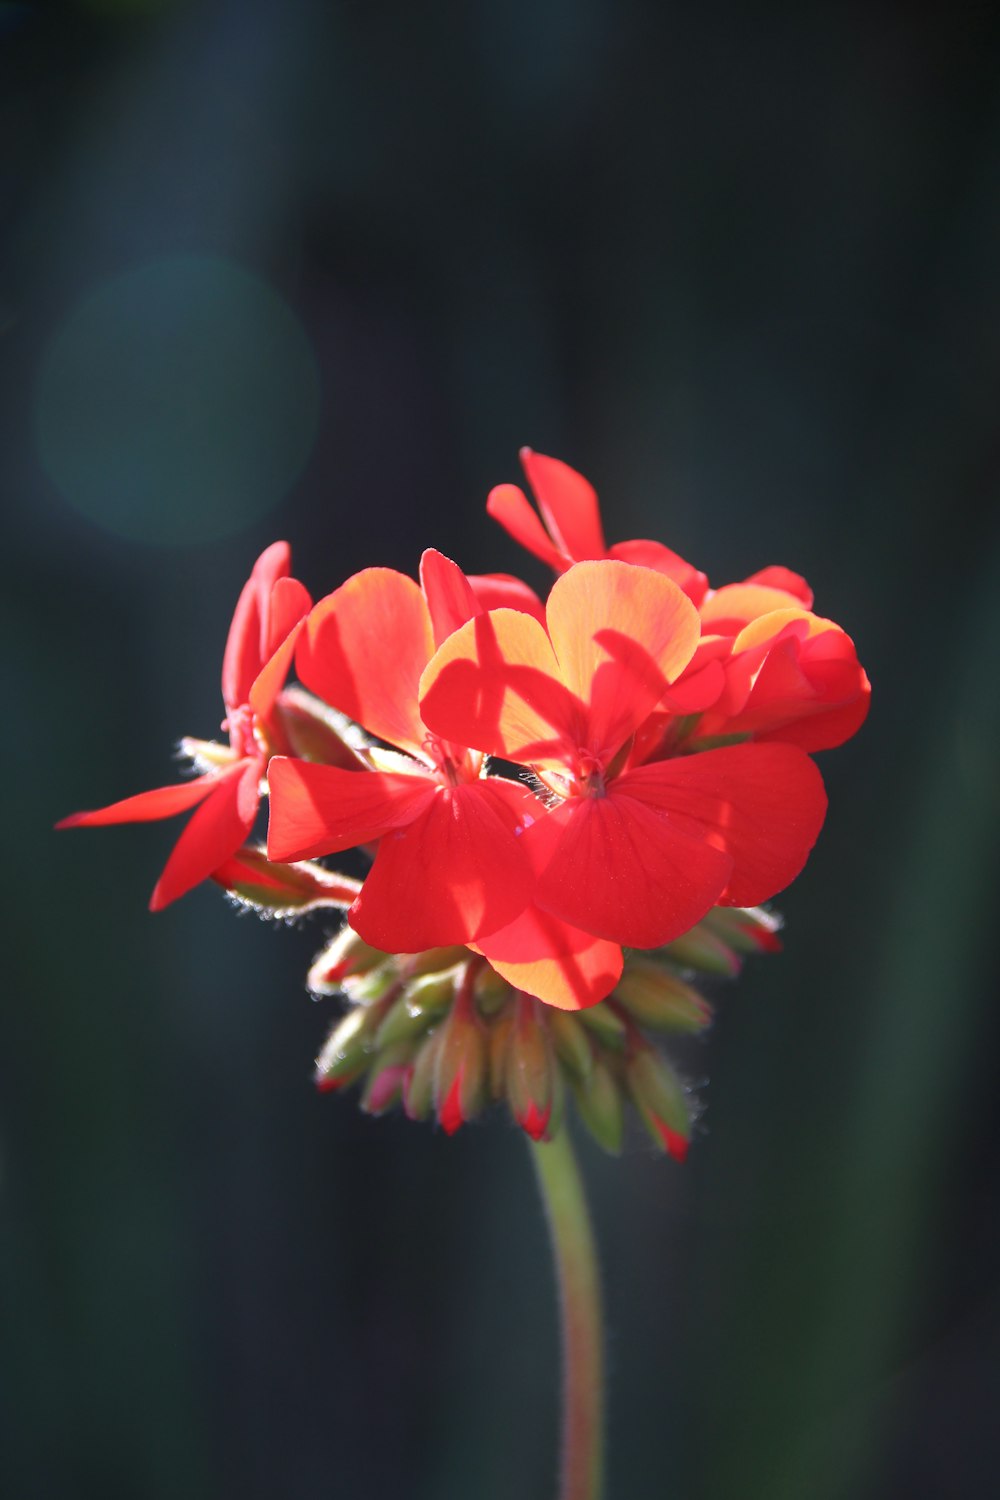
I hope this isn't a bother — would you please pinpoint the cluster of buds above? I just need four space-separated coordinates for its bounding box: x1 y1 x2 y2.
60 449 867 1158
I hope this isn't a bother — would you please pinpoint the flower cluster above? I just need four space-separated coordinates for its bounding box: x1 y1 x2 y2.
60 450 869 1153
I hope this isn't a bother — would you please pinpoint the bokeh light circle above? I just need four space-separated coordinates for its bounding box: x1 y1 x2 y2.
36 255 321 546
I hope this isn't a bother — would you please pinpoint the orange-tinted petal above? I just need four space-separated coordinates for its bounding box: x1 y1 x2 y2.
617 742 828 909
472 905 622 1011
486 483 566 571
266 756 436 863
699 582 808 635
546 561 701 760
150 759 260 909
347 778 533 951
249 614 308 724
531 790 733 948
56 772 220 828
296 569 435 759
222 542 291 710
262 575 312 662
520 449 607 562
608 539 710 606
419 548 480 648
419 608 585 767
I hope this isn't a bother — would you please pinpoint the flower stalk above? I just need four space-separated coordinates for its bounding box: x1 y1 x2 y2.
530 1128 605 1500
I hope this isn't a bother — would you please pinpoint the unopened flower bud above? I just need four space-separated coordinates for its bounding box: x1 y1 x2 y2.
506 995 556 1141
578 1001 628 1050
308 926 387 994
400 947 469 979
402 969 459 1016
473 962 512 1016
341 963 399 1005
403 1027 443 1122
361 1041 416 1116
549 1011 594 1081
702 905 782 954
434 973 488 1134
272 684 371 769
375 992 441 1050
660 926 741 978
315 1004 381 1091
213 845 361 918
626 1047 692 1161
570 1058 624 1154
614 960 712 1033
487 1008 514 1099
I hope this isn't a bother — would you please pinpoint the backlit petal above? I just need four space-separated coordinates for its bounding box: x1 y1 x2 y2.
472 905 622 1011
296 569 434 758
266 756 436 863
486 483 566 571
150 760 260 910
347 778 533 951
520 449 607 561
419 608 585 766
419 549 480 648
467 572 547 623
609 539 710 606
262 575 312 661
742 565 813 607
546 561 701 760
532 790 733 947
222 542 291 710
618 743 828 908
56 773 220 828
700 583 807 635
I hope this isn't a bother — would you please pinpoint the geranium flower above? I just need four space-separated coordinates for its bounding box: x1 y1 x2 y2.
57 543 311 909
266 551 533 953
419 559 828 956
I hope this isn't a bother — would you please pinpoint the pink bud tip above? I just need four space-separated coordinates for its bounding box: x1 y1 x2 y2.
653 1117 690 1162
315 1075 343 1094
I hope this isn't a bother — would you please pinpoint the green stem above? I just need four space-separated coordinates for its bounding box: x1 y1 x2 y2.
529 1128 605 1500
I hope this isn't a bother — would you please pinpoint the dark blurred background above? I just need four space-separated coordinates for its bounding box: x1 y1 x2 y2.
3 2 999 1497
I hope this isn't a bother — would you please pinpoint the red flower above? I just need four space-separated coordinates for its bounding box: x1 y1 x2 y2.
266 550 533 952
419 560 828 963
57 543 310 909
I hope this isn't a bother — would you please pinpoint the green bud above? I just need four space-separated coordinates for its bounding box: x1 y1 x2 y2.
659 926 741 977
434 989 488 1134
549 1011 594 1081
403 1027 443 1122
487 1009 514 1100
578 1002 628 1050
402 969 459 1016
307 926 387 994
272 684 372 769
399 947 470 979
506 996 556 1140
361 1041 416 1116
212 844 362 918
702 905 782 954
375 992 440 1050
614 960 712 1033
570 1059 624 1154
473 962 512 1017
626 1047 692 1161
315 1005 380 1091
341 963 399 1005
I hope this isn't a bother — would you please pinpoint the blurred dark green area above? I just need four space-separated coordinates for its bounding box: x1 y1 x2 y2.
3 1 999 1496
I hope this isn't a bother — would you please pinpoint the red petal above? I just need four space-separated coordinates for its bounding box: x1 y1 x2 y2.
419 548 481 648
150 760 260 909
531 790 733 947
617 742 828 909
248 615 307 723
296 569 435 759
347 778 533 951
56 773 220 828
222 542 291 710
467 572 547 624
262 575 312 662
266 756 436 863
743 565 813 608
520 449 607 561
546 561 701 760
419 608 585 767
609 540 710 606
700 582 808 635
486 483 566 571
472 905 623 1011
